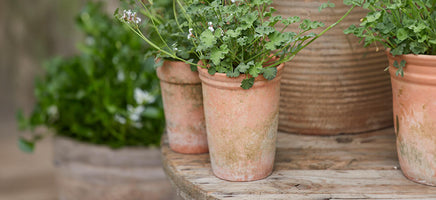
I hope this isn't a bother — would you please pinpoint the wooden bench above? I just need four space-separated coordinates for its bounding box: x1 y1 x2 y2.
162 128 436 199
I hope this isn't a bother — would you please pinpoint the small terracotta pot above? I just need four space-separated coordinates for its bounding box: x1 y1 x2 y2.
156 60 208 154
198 63 284 182
387 52 436 186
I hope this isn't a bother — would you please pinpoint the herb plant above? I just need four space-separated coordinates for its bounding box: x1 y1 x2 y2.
119 0 199 69
344 0 436 76
17 1 165 152
121 0 357 89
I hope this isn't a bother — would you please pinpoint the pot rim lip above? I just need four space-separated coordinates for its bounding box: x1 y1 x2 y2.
197 62 285 82
385 49 436 61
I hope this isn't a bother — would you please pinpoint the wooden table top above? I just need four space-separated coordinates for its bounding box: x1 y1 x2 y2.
162 128 436 199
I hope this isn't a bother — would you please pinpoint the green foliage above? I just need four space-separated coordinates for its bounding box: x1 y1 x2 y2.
117 0 199 67
120 0 356 89
17 1 165 152
183 0 355 89
344 0 436 57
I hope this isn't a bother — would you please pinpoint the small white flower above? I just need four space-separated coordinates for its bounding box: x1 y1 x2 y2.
187 28 194 39
114 114 126 124
208 22 214 32
117 71 125 81
174 47 178 51
231 0 236 3
134 88 156 104
128 105 145 122
47 105 58 119
121 9 141 25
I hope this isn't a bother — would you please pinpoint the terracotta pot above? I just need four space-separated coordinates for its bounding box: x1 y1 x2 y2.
156 60 208 154
198 63 284 182
273 0 393 135
53 136 180 200
387 52 436 186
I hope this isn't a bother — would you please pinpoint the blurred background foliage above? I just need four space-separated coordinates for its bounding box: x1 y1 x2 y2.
17 1 166 150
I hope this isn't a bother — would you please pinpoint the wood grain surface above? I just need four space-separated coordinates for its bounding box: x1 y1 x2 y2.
162 128 436 200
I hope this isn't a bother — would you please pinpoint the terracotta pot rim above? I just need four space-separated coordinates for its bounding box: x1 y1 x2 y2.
156 60 201 84
197 63 285 82
386 49 436 66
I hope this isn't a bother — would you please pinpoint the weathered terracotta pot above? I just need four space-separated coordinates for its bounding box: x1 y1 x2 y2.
273 0 393 135
53 136 180 200
198 63 284 182
156 60 208 154
388 52 436 186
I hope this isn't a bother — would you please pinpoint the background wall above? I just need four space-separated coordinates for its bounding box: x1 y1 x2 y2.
0 1 121 199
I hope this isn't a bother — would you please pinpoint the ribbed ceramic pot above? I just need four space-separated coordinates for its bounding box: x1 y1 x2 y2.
198 63 284 182
273 0 393 135
156 60 208 154
388 52 436 186
53 136 179 200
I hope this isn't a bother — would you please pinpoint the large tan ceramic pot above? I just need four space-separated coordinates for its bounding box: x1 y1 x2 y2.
156 60 208 154
53 136 180 200
198 63 284 182
388 53 436 186
273 0 393 135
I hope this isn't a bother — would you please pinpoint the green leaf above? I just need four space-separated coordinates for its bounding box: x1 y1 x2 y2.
248 63 263 77
262 67 277 80
16 110 29 131
319 1 335 12
241 77 255 89
143 107 161 119
282 16 300 26
236 62 253 73
226 70 240 78
210 45 229 65
396 28 408 42
198 30 217 51
208 67 217 75
365 12 381 23
226 29 241 38
18 138 35 153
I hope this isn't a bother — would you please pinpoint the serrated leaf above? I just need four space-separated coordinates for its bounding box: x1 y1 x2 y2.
262 67 277 80
236 62 253 73
241 77 255 89
198 30 217 51
365 12 381 23
248 63 262 77
208 67 216 75
226 70 240 77
226 29 241 38
318 1 335 12
396 28 408 42
210 45 229 65
282 16 300 26
18 138 34 153
237 36 248 46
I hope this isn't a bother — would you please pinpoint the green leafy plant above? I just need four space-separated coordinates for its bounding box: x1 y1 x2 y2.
118 0 199 70
120 0 357 89
344 0 436 75
17 1 165 152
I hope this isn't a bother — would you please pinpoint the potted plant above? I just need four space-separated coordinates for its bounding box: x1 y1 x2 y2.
17 2 178 199
345 0 436 186
121 0 357 181
119 0 208 154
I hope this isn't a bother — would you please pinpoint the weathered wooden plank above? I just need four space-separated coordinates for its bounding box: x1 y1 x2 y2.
162 128 436 200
